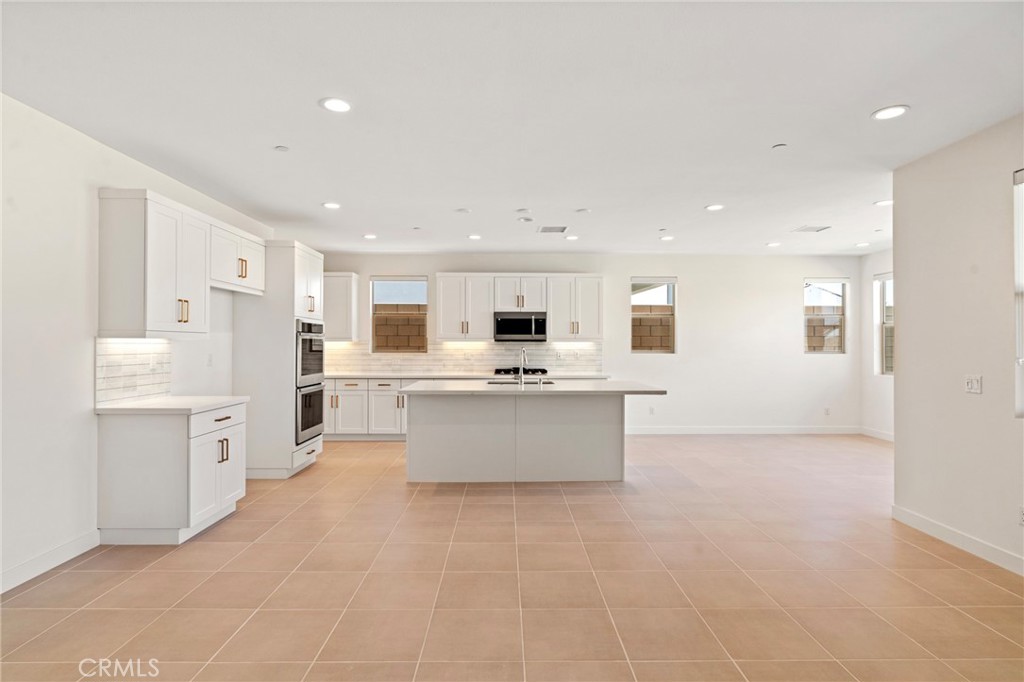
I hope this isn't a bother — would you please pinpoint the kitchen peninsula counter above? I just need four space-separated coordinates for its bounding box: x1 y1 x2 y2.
399 380 665 482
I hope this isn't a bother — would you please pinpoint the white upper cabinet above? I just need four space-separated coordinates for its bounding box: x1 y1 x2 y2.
100 190 210 337
546 275 602 341
323 273 359 341
436 275 494 340
494 276 546 311
294 246 324 321
210 223 265 295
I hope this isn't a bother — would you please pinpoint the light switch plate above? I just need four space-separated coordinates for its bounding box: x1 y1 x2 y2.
964 375 983 394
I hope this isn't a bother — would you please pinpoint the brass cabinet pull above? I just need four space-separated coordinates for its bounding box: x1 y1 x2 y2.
177 299 184 323
238 257 244 278
308 295 315 312
396 394 400 408
344 383 358 387
214 415 231 422
183 299 190 324
217 438 225 463
224 438 230 462
242 258 248 279
306 448 315 455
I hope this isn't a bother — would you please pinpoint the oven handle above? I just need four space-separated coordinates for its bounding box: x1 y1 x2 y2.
298 384 324 395
297 333 325 340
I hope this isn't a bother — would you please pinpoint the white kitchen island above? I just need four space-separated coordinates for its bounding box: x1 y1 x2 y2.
399 380 666 482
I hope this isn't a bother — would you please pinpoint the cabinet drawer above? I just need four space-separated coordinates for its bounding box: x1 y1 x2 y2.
337 379 369 391
369 379 400 391
292 437 323 468
189 403 247 438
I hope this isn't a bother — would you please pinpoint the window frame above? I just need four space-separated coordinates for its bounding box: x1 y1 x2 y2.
803 278 849 355
630 276 678 355
369 275 429 354
1013 170 1024 417
875 273 894 375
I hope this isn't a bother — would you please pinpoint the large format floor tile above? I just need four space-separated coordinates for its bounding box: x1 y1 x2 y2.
4 436 1018 680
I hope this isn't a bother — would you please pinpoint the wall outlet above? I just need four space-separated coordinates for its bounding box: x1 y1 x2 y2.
573 351 581 360
824 407 831 416
965 375 983 394
1019 506 1024 526
556 352 564 360
206 353 214 368
649 406 655 416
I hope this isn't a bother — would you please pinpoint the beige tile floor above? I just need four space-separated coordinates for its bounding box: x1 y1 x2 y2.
1 436 1022 682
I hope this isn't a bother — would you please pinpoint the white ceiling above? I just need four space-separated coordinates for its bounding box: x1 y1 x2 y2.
4 2 1022 255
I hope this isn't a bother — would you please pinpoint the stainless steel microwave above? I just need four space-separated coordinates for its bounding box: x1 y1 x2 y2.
494 312 546 342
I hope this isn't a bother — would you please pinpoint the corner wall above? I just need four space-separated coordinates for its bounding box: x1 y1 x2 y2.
893 114 1024 573
1 96 268 590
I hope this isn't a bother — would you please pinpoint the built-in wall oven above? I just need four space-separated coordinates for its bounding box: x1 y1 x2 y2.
296 383 325 445
296 321 325 387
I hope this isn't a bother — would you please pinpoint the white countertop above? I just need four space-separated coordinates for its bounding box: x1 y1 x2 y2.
327 373 609 380
95 395 250 415
399 380 665 396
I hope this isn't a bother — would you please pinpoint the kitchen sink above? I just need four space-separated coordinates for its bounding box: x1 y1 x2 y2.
487 379 555 385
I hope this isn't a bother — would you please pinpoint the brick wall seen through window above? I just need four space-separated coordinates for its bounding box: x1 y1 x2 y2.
631 280 675 353
804 280 846 353
372 279 428 353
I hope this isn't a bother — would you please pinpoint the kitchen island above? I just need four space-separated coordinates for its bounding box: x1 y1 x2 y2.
399 380 666 482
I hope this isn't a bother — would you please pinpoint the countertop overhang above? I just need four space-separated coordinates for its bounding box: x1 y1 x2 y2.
95 395 250 415
398 380 665 396
327 373 609 380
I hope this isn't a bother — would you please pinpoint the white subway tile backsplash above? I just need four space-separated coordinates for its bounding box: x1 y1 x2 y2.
95 338 172 405
325 340 603 375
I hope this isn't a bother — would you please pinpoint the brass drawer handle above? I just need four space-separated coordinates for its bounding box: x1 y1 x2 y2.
214 415 231 422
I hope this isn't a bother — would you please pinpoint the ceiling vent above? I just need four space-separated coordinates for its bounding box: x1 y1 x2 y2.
537 226 569 234
792 225 832 233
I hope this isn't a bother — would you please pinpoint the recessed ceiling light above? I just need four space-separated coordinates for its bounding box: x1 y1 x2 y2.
455 208 472 214
575 208 591 213
771 143 788 150
468 234 482 240
565 235 579 241
363 234 377 240
658 228 667 232
412 226 422 231
874 199 894 207
856 242 870 247
515 208 530 214
319 97 351 113
765 242 781 248
322 202 341 209
871 105 909 120
273 145 290 152
705 204 725 212
660 235 674 241
517 217 534 223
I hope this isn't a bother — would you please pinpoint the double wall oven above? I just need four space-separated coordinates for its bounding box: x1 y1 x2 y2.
296 321 325 444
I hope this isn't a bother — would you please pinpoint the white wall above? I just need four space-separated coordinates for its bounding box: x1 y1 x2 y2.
893 114 1024 573
324 252 864 434
860 249 895 440
171 289 234 395
1 96 269 590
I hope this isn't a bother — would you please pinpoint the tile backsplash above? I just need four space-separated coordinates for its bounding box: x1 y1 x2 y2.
326 341 603 375
95 338 171 405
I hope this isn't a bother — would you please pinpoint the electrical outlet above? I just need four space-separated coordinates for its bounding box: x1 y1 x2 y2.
649 406 655 416
965 375 983 394
206 353 214 368
556 352 564 360
1019 506 1024 526
824 407 831 417
573 351 580 360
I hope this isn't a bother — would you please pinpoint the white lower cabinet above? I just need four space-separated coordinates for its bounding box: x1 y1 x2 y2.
98 402 247 544
323 380 369 434
369 391 404 434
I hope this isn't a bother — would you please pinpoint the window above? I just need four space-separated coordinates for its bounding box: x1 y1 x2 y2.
371 277 428 353
631 277 676 353
804 279 846 353
878 275 895 374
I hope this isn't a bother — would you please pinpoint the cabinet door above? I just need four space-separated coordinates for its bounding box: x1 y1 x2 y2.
493 276 521 311
520 277 547 311
210 227 241 287
177 215 210 333
294 250 313 318
323 385 338 434
546 276 576 340
144 202 182 332
435 276 466 339
464 276 495 339
188 431 221 526
218 425 246 507
323 274 356 341
368 391 402 434
306 255 324 321
574 276 603 340
238 239 265 292
337 391 369 434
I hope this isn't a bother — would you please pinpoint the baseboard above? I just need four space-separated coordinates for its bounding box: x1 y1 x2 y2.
2 529 101 593
325 434 406 442
892 505 1024 575
625 425 863 435
861 427 894 442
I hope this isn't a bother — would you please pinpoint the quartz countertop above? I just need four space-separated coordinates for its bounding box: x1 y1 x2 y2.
399 380 665 396
326 372 609 380
95 395 250 415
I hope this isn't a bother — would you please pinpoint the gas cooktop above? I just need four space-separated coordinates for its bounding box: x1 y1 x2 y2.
494 367 548 376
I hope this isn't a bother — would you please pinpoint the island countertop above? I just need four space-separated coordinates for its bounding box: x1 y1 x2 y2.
399 380 665 396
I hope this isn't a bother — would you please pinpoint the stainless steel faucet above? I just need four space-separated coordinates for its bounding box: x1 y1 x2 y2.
519 347 528 386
